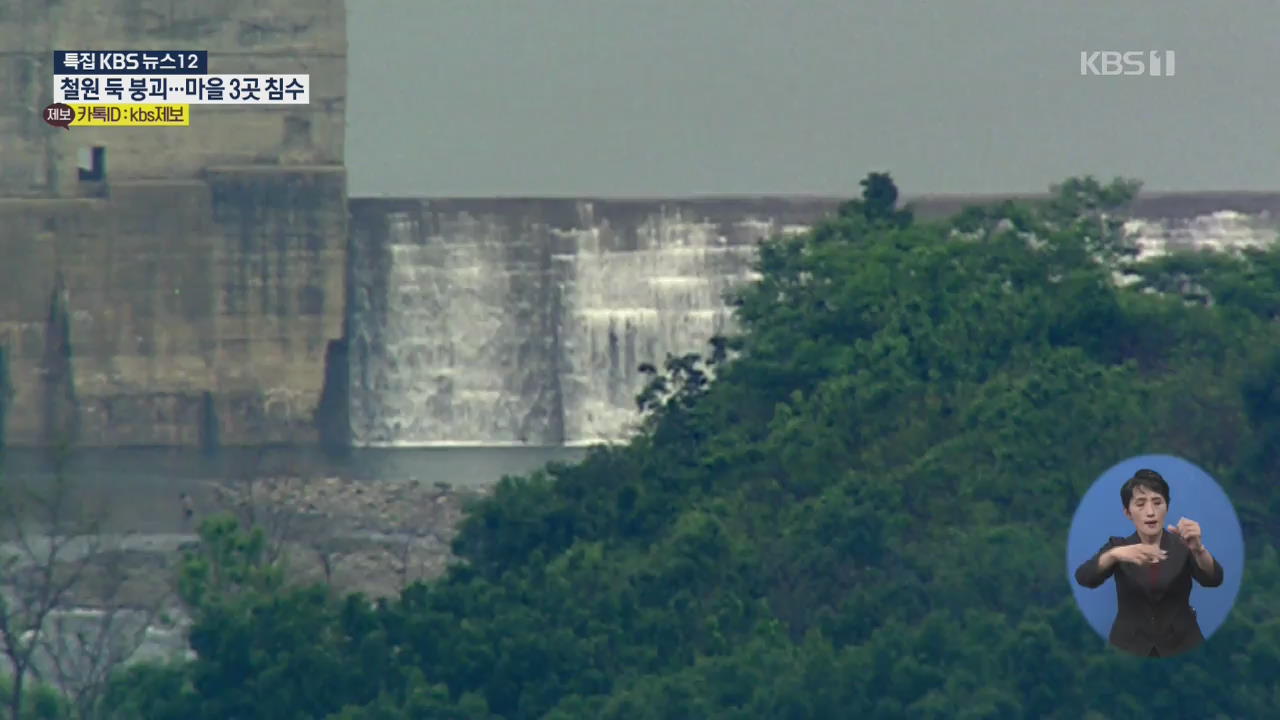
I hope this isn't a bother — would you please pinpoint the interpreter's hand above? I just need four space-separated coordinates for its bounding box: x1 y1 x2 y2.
1168 517 1204 552
1111 544 1168 566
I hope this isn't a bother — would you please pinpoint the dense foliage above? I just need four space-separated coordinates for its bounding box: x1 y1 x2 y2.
95 175 1280 717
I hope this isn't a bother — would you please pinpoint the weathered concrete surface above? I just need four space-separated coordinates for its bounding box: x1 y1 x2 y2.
0 168 347 446
0 0 346 197
0 0 348 447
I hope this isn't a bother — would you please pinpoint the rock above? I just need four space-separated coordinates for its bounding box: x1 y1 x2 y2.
193 473 485 599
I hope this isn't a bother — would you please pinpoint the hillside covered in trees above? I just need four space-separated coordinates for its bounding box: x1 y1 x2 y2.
21 175 1280 718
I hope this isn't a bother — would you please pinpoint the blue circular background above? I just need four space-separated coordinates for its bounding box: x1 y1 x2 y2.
1066 454 1245 643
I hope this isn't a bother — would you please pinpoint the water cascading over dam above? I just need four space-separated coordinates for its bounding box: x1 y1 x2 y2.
347 198 824 446
1124 210 1277 259
347 197 1280 448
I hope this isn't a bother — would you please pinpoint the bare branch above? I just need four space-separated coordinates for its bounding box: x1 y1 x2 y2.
209 449 302 569
0 459 169 718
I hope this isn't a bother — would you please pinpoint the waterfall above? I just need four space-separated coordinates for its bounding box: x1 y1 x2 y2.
349 200 1278 447
556 212 768 444
350 208 560 446
349 201 775 446
1124 210 1277 260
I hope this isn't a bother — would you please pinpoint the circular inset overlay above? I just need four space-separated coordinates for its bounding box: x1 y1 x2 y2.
1066 454 1244 643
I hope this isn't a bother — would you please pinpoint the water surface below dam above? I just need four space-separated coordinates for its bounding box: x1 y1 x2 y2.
0 446 587 534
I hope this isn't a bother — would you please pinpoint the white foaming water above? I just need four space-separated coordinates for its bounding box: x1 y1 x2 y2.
351 207 771 446
352 207 1277 447
350 211 558 446
556 214 760 444
1124 211 1277 260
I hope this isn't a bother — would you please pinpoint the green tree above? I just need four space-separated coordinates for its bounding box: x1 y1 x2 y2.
103 175 1280 718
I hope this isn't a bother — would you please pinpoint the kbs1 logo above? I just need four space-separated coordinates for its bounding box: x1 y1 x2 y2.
1080 50 1175 77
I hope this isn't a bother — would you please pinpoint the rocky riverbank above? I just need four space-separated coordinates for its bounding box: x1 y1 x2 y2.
203 473 486 598
1 474 492 692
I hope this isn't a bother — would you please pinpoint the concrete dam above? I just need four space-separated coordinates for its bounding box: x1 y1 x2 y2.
345 195 1280 447
347 197 824 447
2 0 1279 449
4 189 1280 449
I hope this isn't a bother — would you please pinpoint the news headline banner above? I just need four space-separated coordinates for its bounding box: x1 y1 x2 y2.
54 51 208 74
54 75 310 104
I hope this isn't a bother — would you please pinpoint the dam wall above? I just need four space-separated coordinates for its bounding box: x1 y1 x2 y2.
0 170 347 447
2 0 1279 449
4 186 1279 449
346 197 833 446
346 193 1280 447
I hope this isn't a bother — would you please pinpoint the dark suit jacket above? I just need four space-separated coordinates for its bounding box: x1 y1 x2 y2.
1074 530 1224 657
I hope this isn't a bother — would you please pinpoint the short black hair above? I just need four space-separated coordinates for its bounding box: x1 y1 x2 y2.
1121 468 1170 508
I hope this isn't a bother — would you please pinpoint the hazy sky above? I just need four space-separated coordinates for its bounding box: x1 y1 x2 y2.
346 0 1279 198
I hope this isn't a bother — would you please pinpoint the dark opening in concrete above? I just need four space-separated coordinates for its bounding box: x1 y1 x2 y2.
315 338 351 456
42 273 80 450
77 146 106 182
199 390 220 456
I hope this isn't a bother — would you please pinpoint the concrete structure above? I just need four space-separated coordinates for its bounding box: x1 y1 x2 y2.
1 0 1278 448
0 0 345 195
0 0 347 446
346 197 842 446
344 194 1280 447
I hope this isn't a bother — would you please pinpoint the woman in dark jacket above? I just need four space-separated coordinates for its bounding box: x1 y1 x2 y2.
1074 469 1224 658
